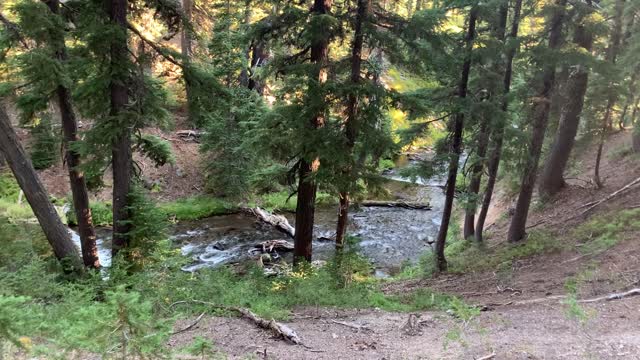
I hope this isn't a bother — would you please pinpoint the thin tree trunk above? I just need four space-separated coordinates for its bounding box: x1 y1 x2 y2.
594 0 625 188
434 7 478 272
293 0 332 265
538 14 593 198
44 0 100 269
0 104 83 272
335 0 368 248
475 0 523 242
181 0 194 119
462 119 489 239
507 0 566 243
109 0 133 257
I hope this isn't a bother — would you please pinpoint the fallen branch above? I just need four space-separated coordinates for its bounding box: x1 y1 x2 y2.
578 288 640 303
581 176 640 215
330 320 372 332
170 300 302 344
482 288 640 308
357 200 431 210
250 207 295 238
171 312 205 335
476 352 496 360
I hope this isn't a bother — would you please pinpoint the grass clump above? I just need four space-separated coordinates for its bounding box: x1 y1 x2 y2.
158 196 234 221
573 208 640 256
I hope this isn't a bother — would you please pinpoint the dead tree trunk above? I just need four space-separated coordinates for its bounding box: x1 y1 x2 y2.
44 0 100 268
594 0 625 188
0 104 83 272
475 0 523 242
109 0 133 257
336 0 368 248
538 10 594 198
507 0 566 243
294 0 332 265
434 7 478 272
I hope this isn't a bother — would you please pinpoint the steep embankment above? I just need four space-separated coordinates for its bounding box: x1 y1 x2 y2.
166 131 640 359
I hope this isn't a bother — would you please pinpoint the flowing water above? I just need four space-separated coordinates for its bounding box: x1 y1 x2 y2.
72 154 446 275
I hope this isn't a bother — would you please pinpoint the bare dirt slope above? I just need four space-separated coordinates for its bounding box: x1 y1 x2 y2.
170 299 640 359
170 131 640 359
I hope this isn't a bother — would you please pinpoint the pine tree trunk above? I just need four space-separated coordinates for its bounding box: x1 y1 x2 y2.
462 120 489 240
475 0 522 242
538 17 593 198
181 0 194 120
594 0 625 188
44 0 100 269
248 42 267 95
335 0 367 248
507 0 566 243
109 0 133 257
0 104 83 272
434 7 478 272
293 0 332 265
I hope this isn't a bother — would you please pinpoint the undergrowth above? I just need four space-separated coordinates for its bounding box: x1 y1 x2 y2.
0 224 478 358
573 208 640 256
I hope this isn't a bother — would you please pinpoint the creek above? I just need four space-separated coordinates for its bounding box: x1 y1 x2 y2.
72 154 446 276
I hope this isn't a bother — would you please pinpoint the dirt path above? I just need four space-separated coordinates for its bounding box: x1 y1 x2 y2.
169 297 640 359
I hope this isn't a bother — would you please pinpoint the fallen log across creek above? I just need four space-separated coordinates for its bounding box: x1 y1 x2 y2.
357 200 431 210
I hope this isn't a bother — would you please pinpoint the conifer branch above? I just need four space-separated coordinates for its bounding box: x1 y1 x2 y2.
0 12 29 49
126 21 184 68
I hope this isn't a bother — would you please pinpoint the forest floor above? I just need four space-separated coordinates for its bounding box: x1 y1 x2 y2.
168 130 640 359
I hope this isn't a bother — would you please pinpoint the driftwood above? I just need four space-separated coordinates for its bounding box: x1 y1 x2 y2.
580 176 640 215
357 200 431 210
170 300 302 344
251 207 295 238
254 239 294 253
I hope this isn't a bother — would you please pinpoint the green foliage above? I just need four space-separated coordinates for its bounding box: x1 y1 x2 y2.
251 190 336 212
182 336 220 360
573 208 640 256
133 134 175 167
28 114 59 170
158 196 234 221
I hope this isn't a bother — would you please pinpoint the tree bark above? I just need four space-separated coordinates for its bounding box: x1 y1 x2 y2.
475 0 523 242
594 0 625 187
181 0 194 120
507 0 566 243
434 6 478 272
0 104 83 272
109 0 133 257
44 0 100 269
538 13 593 198
336 0 368 248
293 0 332 265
